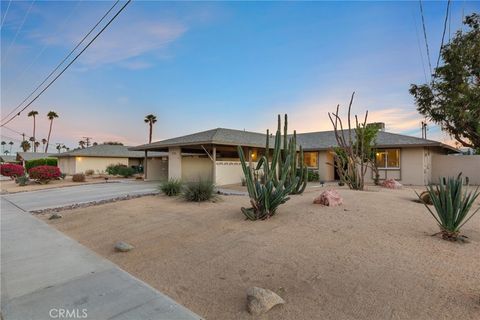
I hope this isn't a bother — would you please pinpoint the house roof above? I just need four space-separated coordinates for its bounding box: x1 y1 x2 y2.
0 155 18 163
130 127 458 152
56 144 167 158
17 152 57 161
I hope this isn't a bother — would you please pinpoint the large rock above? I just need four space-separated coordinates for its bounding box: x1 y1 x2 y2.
419 190 438 205
246 287 285 315
48 213 62 220
114 241 134 252
382 178 402 189
313 189 343 206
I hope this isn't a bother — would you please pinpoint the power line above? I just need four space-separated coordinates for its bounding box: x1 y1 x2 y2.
419 0 433 79
435 0 451 73
0 0 13 29
4 0 83 95
412 11 429 84
1 125 24 136
2 0 36 63
1 0 120 122
0 0 131 128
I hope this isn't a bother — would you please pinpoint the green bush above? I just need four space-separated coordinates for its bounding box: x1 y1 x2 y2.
159 179 183 196
105 163 127 176
16 175 29 186
25 158 57 171
183 180 216 202
117 166 135 178
307 169 319 182
417 174 479 241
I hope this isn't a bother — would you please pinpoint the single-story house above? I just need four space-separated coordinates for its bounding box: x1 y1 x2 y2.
16 152 57 167
130 124 468 186
56 144 168 176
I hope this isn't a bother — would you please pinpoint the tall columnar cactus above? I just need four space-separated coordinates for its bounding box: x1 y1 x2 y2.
277 114 308 194
238 129 298 221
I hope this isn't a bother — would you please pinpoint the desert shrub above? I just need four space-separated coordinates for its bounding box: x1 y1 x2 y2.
307 169 319 182
106 163 128 175
160 179 183 196
84 169 94 176
1 163 25 179
25 158 57 171
183 180 216 202
28 165 62 184
416 174 479 241
16 175 29 186
72 173 86 182
117 166 135 178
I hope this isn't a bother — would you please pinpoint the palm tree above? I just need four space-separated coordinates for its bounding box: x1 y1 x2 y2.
56 144 62 153
35 141 40 151
20 140 31 152
4 150 9 156
8 141 13 152
1 141 5 153
79 140 85 149
144 114 157 143
45 111 58 153
27 110 39 151
41 138 47 152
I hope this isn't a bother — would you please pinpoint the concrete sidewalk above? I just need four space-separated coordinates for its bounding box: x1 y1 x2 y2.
2 180 159 212
1 199 202 320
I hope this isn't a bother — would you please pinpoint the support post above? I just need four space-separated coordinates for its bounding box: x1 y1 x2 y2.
144 150 148 180
212 146 216 184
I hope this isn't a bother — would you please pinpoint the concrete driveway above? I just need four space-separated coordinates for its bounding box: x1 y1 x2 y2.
2 180 159 212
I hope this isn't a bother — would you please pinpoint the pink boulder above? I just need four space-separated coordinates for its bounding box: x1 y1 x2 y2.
381 178 402 189
313 189 343 207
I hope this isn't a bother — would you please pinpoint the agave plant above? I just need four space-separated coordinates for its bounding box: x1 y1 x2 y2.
417 174 479 241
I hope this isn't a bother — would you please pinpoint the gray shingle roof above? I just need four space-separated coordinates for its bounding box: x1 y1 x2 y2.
17 152 57 161
56 144 167 158
131 127 457 152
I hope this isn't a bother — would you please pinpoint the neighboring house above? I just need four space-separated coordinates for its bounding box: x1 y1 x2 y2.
0 155 18 163
130 125 471 186
16 152 57 167
56 144 168 176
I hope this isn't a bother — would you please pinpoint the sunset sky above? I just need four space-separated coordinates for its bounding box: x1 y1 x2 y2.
1 0 478 151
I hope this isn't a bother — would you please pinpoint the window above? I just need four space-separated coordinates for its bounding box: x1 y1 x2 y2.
375 149 400 169
303 152 318 168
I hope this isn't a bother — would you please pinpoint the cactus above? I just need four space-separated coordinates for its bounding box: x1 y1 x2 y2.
238 128 298 220
277 114 307 194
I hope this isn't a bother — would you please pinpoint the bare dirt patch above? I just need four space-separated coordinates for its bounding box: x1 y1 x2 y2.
41 186 480 320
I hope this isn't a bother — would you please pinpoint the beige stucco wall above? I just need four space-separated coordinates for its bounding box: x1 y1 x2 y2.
317 151 335 181
75 157 128 174
58 157 76 175
145 157 168 181
215 161 244 185
431 154 480 185
181 156 213 182
168 147 182 180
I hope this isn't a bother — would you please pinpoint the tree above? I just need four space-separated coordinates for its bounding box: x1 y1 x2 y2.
35 141 40 151
45 111 58 153
93 142 98 146
4 150 9 156
78 140 86 149
328 92 376 191
41 138 47 152
410 14 480 151
144 114 157 143
8 141 13 152
1 141 5 153
27 110 39 152
103 141 123 145
20 140 31 152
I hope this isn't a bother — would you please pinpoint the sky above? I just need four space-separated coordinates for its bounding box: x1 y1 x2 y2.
1 0 479 152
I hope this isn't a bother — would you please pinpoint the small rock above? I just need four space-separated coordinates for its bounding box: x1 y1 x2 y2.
48 213 62 220
114 241 134 252
246 287 285 315
313 189 343 206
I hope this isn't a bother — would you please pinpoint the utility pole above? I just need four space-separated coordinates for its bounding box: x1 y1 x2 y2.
420 121 428 139
22 133 25 141
82 136 92 147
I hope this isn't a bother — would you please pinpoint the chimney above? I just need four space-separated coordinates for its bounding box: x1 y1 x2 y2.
367 122 385 131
